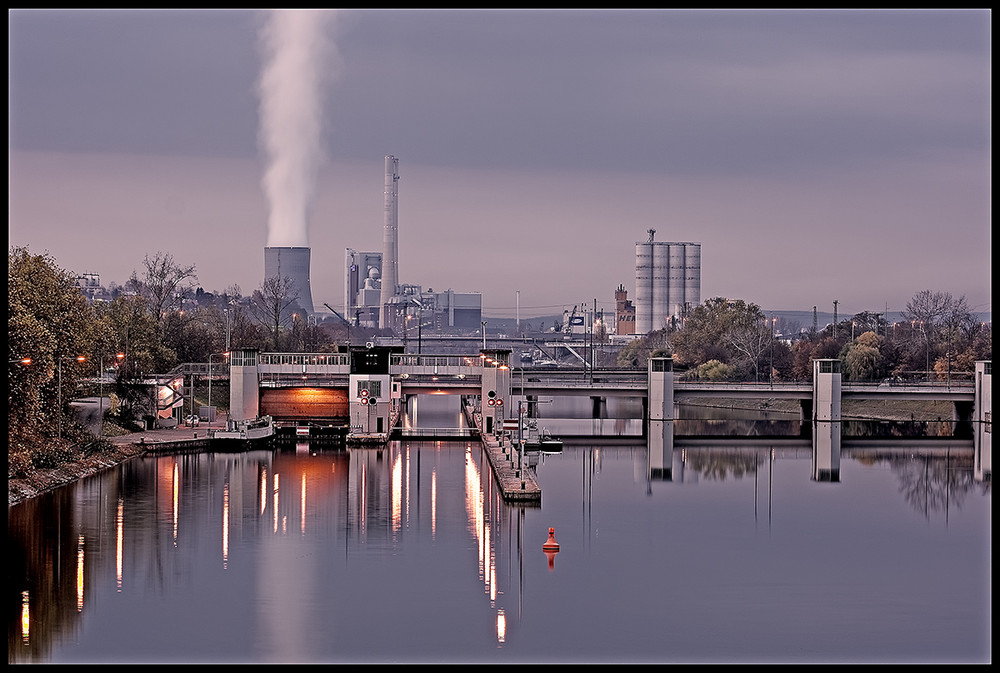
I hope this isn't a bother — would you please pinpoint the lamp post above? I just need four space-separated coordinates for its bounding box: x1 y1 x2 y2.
770 316 776 389
482 320 487 351
58 355 86 439
208 352 230 429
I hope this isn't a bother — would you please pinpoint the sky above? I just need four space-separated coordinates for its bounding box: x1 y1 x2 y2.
8 9 992 320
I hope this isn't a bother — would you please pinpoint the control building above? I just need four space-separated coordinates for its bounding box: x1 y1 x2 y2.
634 230 700 334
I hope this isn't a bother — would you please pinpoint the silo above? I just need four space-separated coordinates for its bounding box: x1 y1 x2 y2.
684 243 701 314
634 238 654 334
652 242 672 331
264 246 314 315
668 244 687 321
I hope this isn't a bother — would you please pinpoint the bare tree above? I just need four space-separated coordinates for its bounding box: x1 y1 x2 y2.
126 252 197 325
903 290 956 330
250 275 299 349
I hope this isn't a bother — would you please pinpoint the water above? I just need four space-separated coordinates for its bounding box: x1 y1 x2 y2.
8 396 991 664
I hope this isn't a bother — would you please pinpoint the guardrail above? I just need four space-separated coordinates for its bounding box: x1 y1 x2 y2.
394 427 480 439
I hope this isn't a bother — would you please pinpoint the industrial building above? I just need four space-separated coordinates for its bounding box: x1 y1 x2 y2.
344 248 383 325
614 284 636 335
341 155 482 333
634 230 701 334
259 155 482 334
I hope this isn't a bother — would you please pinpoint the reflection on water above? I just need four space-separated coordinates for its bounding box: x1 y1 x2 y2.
7 395 991 664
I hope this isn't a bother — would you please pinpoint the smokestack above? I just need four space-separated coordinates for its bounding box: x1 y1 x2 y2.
264 246 314 316
380 155 399 326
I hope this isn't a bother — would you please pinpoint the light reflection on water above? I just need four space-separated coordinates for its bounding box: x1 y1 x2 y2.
7 395 990 664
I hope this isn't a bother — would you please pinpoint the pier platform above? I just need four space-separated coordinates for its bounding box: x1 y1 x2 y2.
479 433 542 503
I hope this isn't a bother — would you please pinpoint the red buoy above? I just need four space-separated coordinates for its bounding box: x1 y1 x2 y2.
542 527 559 552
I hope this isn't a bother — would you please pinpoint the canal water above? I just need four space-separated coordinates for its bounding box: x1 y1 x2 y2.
8 395 991 664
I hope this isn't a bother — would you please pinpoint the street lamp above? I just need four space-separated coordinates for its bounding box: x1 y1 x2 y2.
770 316 777 389
208 352 230 429
58 355 86 439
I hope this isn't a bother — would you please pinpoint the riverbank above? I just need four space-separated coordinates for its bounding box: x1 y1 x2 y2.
8 442 148 507
8 424 213 507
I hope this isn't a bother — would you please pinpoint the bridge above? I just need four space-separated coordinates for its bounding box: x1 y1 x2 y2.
210 348 989 436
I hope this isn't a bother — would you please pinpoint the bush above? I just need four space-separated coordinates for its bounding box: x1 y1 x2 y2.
31 441 80 469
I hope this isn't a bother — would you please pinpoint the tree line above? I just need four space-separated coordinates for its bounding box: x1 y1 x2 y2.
616 294 990 382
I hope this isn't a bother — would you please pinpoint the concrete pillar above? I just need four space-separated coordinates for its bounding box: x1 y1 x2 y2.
974 361 991 424
647 357 674 421
812 359 841 421
974 361 991 483
229 349 260 421
591 395 607 419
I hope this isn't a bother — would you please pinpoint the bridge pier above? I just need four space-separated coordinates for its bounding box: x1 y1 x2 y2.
647 357 674 422
974 361 991 482
974 361 991 424
812 359 841 422
591 395 607 419
799 399 812 425
229 349 261 421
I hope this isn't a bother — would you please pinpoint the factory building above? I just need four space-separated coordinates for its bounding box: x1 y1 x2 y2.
341 156 482 333
634 230 700 334
614 284 636 335
345 248 383 325
379 284 483 333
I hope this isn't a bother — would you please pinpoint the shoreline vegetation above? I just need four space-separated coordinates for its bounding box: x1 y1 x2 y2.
8 399 962 508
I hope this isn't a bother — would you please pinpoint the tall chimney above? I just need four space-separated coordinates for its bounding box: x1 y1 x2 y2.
380 155 399 327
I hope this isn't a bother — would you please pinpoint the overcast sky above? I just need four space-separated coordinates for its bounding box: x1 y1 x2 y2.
8 9 991 319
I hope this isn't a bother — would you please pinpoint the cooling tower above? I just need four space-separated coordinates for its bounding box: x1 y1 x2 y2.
380 155 399 326
264 246 314 315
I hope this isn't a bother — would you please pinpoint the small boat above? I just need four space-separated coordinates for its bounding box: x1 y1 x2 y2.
213 415 275 446
522 420 563 452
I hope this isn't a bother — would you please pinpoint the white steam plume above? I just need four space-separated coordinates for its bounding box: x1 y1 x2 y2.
256 10 339 248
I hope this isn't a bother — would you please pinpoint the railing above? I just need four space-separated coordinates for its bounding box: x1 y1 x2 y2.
260 353 350 367
394 427 479 438
392 354 485 369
